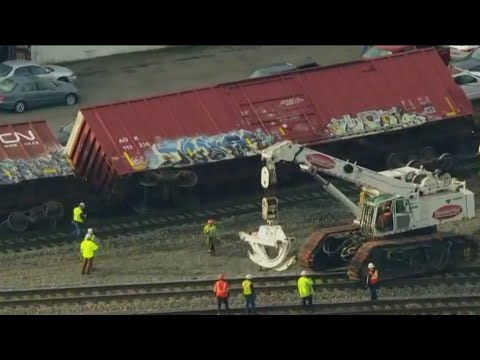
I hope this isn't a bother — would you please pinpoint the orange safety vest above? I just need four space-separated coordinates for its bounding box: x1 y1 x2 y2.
214 280 229 298
368 269 379 285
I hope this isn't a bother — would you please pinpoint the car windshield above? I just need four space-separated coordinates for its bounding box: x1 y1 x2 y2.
471 48 480 61
0 79 17 93
363 47 393 59
0 64 13 77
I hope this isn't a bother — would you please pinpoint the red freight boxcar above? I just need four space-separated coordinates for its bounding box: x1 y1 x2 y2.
63 49 475 211
0 121 77 231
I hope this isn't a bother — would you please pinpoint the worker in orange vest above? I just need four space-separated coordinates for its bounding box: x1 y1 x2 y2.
213 273 230 315
366 263 379 300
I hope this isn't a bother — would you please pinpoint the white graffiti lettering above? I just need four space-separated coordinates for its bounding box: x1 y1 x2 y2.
326 107 428 137
279 97 304 106
0 131 36 145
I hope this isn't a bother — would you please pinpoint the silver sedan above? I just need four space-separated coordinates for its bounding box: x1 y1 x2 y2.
0 59 77 83
0 76 80 113
452 69 480 102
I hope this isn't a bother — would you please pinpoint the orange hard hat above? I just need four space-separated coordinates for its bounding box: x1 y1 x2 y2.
218 273 225 280
208 219 215 224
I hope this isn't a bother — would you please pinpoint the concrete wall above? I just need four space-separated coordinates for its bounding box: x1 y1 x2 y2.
31 46 171 64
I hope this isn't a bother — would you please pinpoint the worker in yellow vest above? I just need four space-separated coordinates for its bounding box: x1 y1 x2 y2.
70 202 86 238
242 274 256 315
297 270 315 311
80 233 98 275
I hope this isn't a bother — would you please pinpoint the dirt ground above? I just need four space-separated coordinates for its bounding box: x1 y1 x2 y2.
1 173 480 291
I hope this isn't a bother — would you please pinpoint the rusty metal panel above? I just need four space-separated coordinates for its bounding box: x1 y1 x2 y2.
0 121 74 185
70 48 473 183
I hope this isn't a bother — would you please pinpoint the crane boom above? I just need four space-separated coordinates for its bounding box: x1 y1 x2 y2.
261 140 449 198
300 164 361 218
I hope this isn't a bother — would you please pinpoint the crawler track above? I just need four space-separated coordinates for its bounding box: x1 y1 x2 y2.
3 266 480 314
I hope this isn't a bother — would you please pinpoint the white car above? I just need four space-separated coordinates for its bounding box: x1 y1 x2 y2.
449 46 479 61
452 68 480 101
0 59 77 83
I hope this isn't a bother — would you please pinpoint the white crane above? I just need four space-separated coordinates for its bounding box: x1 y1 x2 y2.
240 140 475 272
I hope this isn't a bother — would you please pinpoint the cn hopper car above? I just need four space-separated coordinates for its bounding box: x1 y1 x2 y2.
0 48 478 232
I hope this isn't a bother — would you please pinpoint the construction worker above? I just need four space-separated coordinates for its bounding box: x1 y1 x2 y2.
213 273 230 315
203 219 217 256
71 202 86 238
242 274 256 315
297 270 315 311
366 263 379 300
80 233 98 275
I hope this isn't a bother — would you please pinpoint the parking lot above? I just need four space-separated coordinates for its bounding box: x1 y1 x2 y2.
0 45 363 132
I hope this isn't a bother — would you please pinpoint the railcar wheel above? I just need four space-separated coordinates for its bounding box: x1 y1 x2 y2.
8 212 29 232
406 160 422 169
420 146 436 163
0 220 10 233
437 153 455 172
386 153 405 169
45 201 64 220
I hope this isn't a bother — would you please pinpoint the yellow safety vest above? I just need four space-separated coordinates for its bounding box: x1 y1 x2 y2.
203 224 216 237
297 276 314 297
242 279 253 295
80 240 98 259
73 207 84 223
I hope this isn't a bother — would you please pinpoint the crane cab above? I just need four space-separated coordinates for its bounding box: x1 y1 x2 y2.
360 194 413 237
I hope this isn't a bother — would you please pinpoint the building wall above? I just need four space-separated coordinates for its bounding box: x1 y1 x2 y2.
31 46 172 64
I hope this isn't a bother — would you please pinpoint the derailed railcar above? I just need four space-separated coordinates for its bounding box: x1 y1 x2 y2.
64 48 477 211
0 121 79 231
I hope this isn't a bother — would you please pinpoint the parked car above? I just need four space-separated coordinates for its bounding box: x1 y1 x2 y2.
452 46 480 72
362 45 451 65
57 121 74 146
0 76 80 113
0 60 77 83
249 60 320 78
451 69 480 102
449 46 478 61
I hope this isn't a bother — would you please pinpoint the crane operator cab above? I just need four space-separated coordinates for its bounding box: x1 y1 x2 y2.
360 194 412 237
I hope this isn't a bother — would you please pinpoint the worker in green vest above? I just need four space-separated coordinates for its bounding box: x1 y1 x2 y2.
203 219 217 256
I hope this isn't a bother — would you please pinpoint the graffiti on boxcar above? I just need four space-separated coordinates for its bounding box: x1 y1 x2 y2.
327 107 429 137
0 146 74 185
144 129 276 169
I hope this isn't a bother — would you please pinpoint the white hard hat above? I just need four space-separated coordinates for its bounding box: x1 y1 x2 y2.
368 263 375 269
245 274 252 280
87 228 93 234
79 202 85 207
85 234 92 240
301 270 308 276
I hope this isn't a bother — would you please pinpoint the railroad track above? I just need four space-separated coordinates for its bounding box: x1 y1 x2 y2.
3 266 480 314
0 181 358 253
139 294 480 315
0 156 478 253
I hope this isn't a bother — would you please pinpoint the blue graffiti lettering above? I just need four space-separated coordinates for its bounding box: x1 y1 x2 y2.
145 129 277 169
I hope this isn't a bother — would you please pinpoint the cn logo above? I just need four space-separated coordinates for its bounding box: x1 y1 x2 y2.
0 131 35 145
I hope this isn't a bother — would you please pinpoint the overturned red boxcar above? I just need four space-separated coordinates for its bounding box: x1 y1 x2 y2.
63 48 476 211
1 48 477 230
